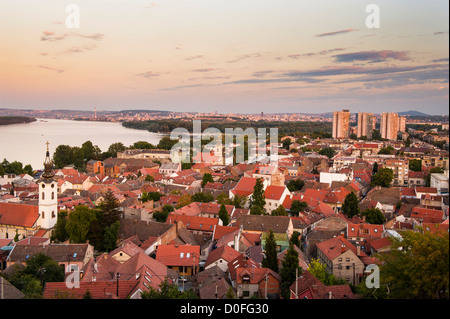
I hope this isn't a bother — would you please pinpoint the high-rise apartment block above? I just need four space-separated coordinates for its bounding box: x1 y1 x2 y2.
356 112 374 139
398 116 406 132
380 112 399 140
332 109 351 139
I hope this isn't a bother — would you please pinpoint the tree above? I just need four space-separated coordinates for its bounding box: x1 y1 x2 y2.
250 178 266 214
290 200 308 217
154 205 173 223
99 190 121 227
216 193 232 205
371 167 394 187
157 136 178 150
287 178 304 192
66 206 97 243
378 146 394 155
191 192 214 203
141 191 162 203
341 192 360 218
290 231 301 247
271 205 287 216
107 142 126 158
409 159 422 172
372 162 379 174
141 279 198 299
217 204 229 226
176 194 192 208
358 230 449 299
53 145 73 168
361 208 386 225
51 211 69 243
131 141 155 150
201 173 214 188
308 258 346 286
103 221 120 252
262 230 279 273
318 147 336 159
280 244 302 299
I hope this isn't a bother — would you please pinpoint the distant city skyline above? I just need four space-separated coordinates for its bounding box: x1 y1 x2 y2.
0 0 448 115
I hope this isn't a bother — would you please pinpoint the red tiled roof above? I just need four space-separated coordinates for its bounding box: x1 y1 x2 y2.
213 225 240 240
347 223 384 239
230 177 257 198
264 185 287 201
316 235 367 261
205 245 241 268
43 280 138 299
166 213 219 232
0 202 39 228
156 244 200 267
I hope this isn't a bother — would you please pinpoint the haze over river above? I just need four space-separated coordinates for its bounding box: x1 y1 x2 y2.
0 118 164 170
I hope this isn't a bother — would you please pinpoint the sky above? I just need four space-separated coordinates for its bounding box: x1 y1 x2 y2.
0 0 448 115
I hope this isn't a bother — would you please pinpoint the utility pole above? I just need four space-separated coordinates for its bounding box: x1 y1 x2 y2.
295 268 298 299
265 274 268 299
116 272 120 298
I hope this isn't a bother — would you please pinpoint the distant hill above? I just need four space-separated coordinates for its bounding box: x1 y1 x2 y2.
0 116 36 126
398 110 429 116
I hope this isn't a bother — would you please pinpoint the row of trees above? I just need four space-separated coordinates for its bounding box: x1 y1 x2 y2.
0 158 33 177
52 137 178 171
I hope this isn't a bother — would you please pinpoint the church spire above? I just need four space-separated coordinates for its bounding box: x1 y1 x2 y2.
42 141 54 180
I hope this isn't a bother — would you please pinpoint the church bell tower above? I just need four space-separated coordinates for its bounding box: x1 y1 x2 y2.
38 142 58 229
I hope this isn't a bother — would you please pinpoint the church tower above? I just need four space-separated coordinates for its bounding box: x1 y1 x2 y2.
38 142 58 229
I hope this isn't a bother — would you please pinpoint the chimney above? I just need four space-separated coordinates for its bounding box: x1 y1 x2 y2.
312 285 318 292
356 245 361 257
341 244 346 254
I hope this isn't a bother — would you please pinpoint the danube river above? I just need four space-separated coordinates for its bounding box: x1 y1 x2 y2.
0 118 164 170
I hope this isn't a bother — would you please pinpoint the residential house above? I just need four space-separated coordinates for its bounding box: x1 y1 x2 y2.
289 270 357 299
316 236 365 286
155 244 200 276
204 245 241 272
234 267 281 299
264 185 291 214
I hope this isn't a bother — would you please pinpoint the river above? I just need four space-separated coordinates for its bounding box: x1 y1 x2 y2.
0 118 164 170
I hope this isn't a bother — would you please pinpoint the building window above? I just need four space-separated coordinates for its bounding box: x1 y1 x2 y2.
51 192 54 200
52 211 55 218
42 211 45 219
346 257 350 262
42 193 45 200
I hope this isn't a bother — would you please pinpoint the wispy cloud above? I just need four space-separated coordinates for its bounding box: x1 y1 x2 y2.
136 71 161 78
226 53 262 63
192 68 216 72
185 55 205 61
316 28 357 37
40 31 104 42
332 50 410 63
38 65 64 73
288 48 346 59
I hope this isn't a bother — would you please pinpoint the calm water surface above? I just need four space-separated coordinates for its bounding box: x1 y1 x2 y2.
0 118 164 170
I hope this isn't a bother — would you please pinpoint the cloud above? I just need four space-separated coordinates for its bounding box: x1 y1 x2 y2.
288 48 346 59
76 33 104 41
40 31 104 42
226 53 262 63
38 65 64 73
136 71 161 78
315 28 357 37
433 31 449 35
59 44 97 55
40 31 68 42
185 55 205 61
332 50 410 63
192 68 216 72
432 58 449 63
161 84 209 91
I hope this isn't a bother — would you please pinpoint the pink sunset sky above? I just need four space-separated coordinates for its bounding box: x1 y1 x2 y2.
0 0 448 114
